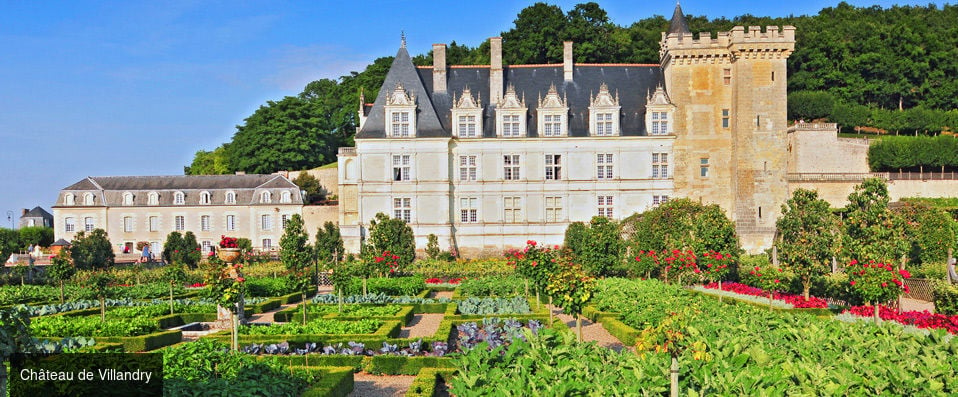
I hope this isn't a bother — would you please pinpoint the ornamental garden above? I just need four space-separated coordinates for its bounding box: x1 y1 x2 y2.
2 178 958 395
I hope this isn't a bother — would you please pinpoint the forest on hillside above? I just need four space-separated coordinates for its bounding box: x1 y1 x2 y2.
185 1 958 176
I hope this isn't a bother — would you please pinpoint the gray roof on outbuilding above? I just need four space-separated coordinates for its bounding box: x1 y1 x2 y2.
356 49 664 139
57 175 303 207
22 206 52 218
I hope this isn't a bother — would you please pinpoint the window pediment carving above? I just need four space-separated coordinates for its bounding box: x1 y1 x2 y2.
537 84 568 109
386 83 416 106
590 83 620 108
453 87 481 109
496 85 526 110
647 85 672 106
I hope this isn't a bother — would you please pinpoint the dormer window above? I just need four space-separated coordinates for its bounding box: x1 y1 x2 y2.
385 83 417 138
122 192 134 205
452 87 483 138
260 191 272 204
225 191 236 204
64 193 75 206
280 190 292 203
83 193 95 206
537 84 568 137
148 192 159 206
496 85 527 138
646 85 675 136
589 83 621 136
173 191 185 205
199 191 212 205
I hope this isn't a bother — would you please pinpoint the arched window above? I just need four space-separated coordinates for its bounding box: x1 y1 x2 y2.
200 191 211 205
64 193 75 206
280 190 292 203
260 191 272 204
225 191 236 205
148 192 159 205
174 191 185 205
83 193 95 206
122 192 134 205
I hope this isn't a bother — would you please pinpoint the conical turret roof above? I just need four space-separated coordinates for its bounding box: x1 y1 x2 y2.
668 3 691 35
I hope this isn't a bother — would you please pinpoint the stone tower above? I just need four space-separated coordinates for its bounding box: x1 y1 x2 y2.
660 4 795 251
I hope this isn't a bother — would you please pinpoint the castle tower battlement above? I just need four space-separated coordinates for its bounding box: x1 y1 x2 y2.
660 26 795 64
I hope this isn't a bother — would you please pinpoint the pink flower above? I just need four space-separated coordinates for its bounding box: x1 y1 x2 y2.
850 281 856 286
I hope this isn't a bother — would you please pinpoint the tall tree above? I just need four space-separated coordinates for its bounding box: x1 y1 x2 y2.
501 3 567 64
842 178 909 263
314 221 344 269
0 229 18 264
293 172 325 204
367 212 416 271
776 189 839 300
185 145 231 175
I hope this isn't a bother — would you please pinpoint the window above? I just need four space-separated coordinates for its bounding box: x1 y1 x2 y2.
261 214 272 230
201 215 211 231
393 198 412 223
64 193 75 206
84 217 95 232
201 241 212 254
281 214 290 229
723 68 731 85
392 155 411 181
148 192 159 206
65 217 76 232
700 158 710 177
459 198 478 223
280 191 292 203
123 192 134 205
458 115 478 138
543 114 561 136
174 192 184 205
771 71 775 82
149 216 158 232
200 191 211 205
262 239 272 250
597 195 614 218
391 111 410 137
652 153 669 179
123 216 133 232
545 197 562 222
502 115 520 137
260 191 272 204
545 155 561 180
459 155 477 181
651 112 668 135
503 197 522 223
595 113 614 136
84 193 95 206
722 109 730 129
174 216 185 231
503 155 520 180
653 195 669 205
225 191 236 204
596 154 613 180
226 215 236 231
757 115 761 127
150 242 160 256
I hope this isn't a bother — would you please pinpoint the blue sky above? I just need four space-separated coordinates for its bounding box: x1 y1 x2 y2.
0 0 947 227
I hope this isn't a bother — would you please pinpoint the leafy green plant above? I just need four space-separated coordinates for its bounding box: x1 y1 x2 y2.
425 234 441 260
164 264 188 315
847 260 909 322
342 276 425 296
459 275 525 297
405 258 514 278
457 297 531 315
546 260 595 341
776 188 840 301
31 316 158 337
238 319 382 335
70 229 115 270
368 212 415 270
164 339 312 396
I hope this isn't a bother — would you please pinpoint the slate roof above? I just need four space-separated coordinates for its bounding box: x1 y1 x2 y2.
57 175 303 207
21 206 52 218
356 49 664 139
668 3 691 35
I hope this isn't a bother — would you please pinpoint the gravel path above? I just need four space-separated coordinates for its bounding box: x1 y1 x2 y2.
432 290 454 299
551 306 631 352
399 314 445 338
246 303 297 323
348 373 416 397
900 297 935 313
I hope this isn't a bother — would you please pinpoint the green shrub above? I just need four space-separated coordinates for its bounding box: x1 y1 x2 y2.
406 258 514 278
932 281 958 315
342 276 425 296
457 297 531 315
245 277 297 297
459 275 525 297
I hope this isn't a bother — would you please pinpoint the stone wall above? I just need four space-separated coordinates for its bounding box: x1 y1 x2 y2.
301 205 340 243
788 123 870 174
281 166 339 197
789 179 958 207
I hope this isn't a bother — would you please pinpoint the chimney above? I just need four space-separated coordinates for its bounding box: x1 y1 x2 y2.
563 41 573 81
490 37 503 103
432 43 447 94
22 209 28 216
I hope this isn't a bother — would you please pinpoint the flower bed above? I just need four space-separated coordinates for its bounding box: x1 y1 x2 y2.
701 282 829 308
843 305 958 334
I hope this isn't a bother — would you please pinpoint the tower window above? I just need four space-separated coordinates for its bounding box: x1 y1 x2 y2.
722 109 730 129
723 68 731 85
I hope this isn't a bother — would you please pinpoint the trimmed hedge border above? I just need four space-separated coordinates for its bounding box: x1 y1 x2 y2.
595 316 640 346
300 366 354 397
155 312 218 329
406 368 457 397
203 320 403 345
273 305 416 325
280 355 454 376
98 329 183 352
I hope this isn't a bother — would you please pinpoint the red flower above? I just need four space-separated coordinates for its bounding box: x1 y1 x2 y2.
899 269 911 279
236 277 245 283
774 279 780 283
850 281 856 286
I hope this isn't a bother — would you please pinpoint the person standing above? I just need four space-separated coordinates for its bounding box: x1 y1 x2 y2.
141 245 152 264
27 244 35 266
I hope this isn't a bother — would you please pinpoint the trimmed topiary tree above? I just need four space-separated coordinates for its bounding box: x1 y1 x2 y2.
70 229 115 270
47 250 75 304
368 212 415 271
847 259 910 323
776 188 839 301
546 259 595 342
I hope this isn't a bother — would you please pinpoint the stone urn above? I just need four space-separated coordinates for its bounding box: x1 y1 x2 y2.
218 248 241 263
